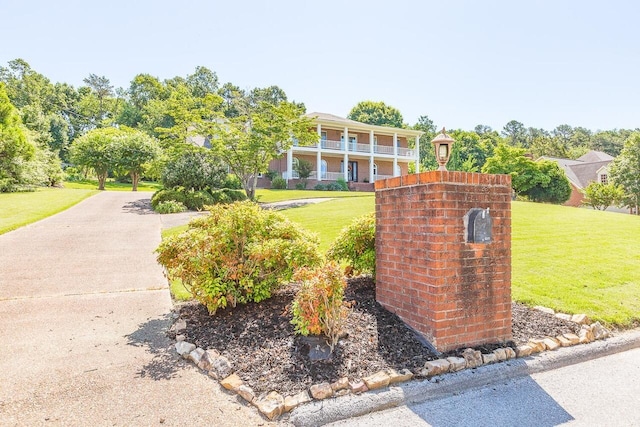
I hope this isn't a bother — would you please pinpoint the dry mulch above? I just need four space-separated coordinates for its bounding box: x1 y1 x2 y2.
171 276 582 396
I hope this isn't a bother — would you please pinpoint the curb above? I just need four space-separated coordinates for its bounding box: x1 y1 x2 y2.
288 328 640 427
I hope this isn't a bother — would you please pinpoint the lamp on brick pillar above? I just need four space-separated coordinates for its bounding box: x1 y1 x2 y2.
431 128 455 171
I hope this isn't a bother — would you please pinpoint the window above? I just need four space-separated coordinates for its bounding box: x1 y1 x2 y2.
292 157 299 168
600 174 608 184
321 160 327 179
373 163 378 177
321 131 327 141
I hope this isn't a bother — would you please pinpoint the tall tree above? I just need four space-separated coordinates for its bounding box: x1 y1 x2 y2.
82 74 114 125
348 101 404 128
69 127 120 190
502 120 527 147
609 132 640 214
114 129 161 191
0 83 34 191
414 115 437 170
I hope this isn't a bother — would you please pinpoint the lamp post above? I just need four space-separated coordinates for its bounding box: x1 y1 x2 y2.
431 127 455 171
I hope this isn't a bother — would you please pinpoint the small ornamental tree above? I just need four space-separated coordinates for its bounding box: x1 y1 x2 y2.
294 158 313 188
582 182 624 210
326 212 376 276
69 127 121 190
161 147 227 190
114 129 161 191
291 262 349 352
156 201 321 314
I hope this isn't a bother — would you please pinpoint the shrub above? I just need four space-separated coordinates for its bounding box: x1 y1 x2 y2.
295 182 306 190
327 212 376 276
151 188 186 209
155 200 187 214
223 174 242 190
314 183 327 191
221 188 247 202
326 182 343 191
156 201 321 314
335 177 349 191
183 189 215 211
161 149 227 190
271 176 287 189
291 262 349 352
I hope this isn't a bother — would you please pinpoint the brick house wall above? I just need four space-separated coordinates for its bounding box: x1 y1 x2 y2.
375 171 512 352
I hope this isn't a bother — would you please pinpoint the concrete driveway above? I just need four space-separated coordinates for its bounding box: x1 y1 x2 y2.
0 192 268 426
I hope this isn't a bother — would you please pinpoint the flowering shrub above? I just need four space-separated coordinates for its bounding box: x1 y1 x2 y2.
155 200 187 214
291 262 349 351
326 212 376 276
156 201 321 314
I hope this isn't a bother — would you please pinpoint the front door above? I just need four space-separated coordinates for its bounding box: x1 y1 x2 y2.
341 161 358 182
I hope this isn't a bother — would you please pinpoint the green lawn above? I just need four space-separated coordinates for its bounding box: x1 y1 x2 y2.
64 179 162 192
0 188 97 234
255 188 372 203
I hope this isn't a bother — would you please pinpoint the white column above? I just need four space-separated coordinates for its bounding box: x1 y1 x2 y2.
317 124 322 181
343 153 349 182
286 148 293 182
393 133 399 176
415 135 420 173
369 130 375 182
343 126 349 151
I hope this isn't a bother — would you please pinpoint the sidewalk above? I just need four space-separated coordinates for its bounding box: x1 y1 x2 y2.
0 192 269 426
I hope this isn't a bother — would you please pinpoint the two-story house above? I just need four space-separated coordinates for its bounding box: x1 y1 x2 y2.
259 112 423 190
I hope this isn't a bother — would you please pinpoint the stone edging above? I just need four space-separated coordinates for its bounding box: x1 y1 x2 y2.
171 308 610 421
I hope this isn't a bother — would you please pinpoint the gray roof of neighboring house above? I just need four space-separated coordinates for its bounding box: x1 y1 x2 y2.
540 150 613 189
187 135 212 149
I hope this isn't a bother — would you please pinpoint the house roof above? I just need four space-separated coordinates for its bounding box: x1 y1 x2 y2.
540 150 613 189
306 112 424 137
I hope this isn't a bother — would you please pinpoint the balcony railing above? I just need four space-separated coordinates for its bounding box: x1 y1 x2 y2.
283 170 395 182
315 139 415 157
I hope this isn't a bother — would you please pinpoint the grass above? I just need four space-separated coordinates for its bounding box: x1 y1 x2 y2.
63 179 163 192
0 188 97 235
255 188 372 203
511 201 640 326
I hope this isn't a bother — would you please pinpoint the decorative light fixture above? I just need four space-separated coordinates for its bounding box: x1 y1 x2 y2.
431 127 455 171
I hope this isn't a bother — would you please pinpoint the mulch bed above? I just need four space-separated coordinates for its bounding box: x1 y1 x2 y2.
171 276 581 396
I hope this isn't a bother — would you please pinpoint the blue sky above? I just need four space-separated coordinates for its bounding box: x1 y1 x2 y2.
2 0 640 132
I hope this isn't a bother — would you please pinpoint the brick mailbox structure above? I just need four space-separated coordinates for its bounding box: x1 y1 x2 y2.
374 171 512 352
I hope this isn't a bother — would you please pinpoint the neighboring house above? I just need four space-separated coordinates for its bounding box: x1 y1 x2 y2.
540 150 614 207
258 112 423 190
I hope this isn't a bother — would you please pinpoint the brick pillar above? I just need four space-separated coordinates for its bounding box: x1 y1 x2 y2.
374 171 512 352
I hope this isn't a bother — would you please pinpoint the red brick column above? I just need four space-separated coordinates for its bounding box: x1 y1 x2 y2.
374 171 512 352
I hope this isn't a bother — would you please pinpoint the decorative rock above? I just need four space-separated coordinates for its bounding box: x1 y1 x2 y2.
461 348 483 368
349 379 368 394
555 313 572 321
387 368 414 384
482 353 497 364
335 389 350 397
504 347 517 360
515 345 533 358
310 382 333 400
236 384 255 403
197 349 219 371
188 347 205 364
493 348 507 361
175 334 186 342
284 390 312 412
543 337 560 351
175 341 196 357
254 391 284 421
172 319 187 333
363 370 391 390
571 314 590 325
528 339 546 353
210 355 233 379
220 373 243 391
591 322 610 340
330 377 349 391
556 335 573 347
423 359 451 376
446 357 467 372
579 327 594 344
534 306 555 315
563 333 580 345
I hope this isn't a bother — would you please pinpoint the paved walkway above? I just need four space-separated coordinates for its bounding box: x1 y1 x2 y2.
0 192 269 426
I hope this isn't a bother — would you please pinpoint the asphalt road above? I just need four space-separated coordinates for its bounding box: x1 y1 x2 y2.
327 347 640 427
0 192 269 426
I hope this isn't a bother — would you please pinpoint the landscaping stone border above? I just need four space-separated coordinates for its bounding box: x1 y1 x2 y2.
170 306 618 422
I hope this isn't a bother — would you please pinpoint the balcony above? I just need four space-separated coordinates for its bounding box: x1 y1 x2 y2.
313 140 414 157
284 170 394 182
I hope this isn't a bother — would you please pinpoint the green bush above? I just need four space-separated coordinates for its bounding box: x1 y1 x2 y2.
326 182 343 191
156 201 321 314
295 182 306 190
161 149 227 190
223 174 242 190
291 262 349 352
335 177 349 191
155 200 188 214
221 188 247 202
271 176 287 189
327 212 376 276
314 183 327 191
184 189 215 211
151 188 187 209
